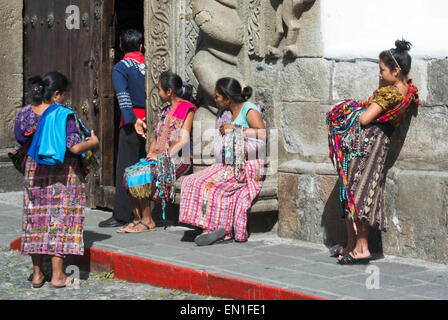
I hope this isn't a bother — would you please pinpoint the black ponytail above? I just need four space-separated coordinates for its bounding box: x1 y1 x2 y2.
159 71 194 103
216 77 253 104
28 72 69 105
29 76 45 105
379 39 413 77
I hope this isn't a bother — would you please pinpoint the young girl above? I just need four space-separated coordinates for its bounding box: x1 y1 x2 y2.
327 40 419 264
118 72 197 233
15 72 99 288
179 77 266 246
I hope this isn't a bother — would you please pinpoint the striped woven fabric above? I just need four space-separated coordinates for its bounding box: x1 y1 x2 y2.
375 79 419 125
179 159 264 242
21 155 85 257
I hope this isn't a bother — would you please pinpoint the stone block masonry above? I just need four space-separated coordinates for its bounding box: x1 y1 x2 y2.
0 0 23 149
268 55 448 264
0 0 447 266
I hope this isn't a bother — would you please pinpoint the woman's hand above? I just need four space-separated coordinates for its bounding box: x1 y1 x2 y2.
86 130 99 148
220 124 234 136
146 152 159 161
69 130 99 155
134 118 147 139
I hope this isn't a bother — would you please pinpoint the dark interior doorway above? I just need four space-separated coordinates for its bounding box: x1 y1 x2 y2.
112 0 144 185
114 0 145 63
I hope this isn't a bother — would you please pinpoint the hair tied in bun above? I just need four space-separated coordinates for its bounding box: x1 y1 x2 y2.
395 39 412 53
33 85 43 94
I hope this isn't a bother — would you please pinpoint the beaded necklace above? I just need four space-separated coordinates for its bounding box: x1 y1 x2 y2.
327 100 368 234
155 150 176 224
222 125 245 181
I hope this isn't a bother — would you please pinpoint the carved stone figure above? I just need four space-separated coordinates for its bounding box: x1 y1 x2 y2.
267 0 315 58
192 0 244 99
189 0 245 164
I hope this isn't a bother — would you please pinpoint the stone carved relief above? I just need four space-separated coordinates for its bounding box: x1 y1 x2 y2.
184 0 200 96
267 0 316 58
248 0 264 58
192 0 244 102
147 0 171 115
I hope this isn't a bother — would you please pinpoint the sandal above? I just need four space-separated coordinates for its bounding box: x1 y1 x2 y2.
329 244 345 257
116 222 138 233
32 273 50 289
194 228 226 246
125 221 155 233
215 236 234 245
338 253 372 265
51 277 80 289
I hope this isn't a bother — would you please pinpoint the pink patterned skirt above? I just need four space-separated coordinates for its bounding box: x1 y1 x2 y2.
21 154 85 257
179 159 264 242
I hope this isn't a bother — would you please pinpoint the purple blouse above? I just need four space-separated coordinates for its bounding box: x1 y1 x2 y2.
14 104 82 149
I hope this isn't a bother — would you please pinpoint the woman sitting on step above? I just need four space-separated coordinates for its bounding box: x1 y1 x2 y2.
179 77 266 246
118 71 197 233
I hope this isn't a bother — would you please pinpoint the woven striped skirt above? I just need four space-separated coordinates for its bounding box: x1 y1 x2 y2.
179 159 264 242
344 124 391 231
21 155 85 257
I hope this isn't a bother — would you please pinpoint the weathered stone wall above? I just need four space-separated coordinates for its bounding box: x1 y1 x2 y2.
1 0 446 264
170 0 448 264
274 57 448 264
0 0 24 192
0 0 23 149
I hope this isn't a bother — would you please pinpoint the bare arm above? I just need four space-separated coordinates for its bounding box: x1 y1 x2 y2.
360 103 384 127
219 109 266 140
148 137 157 154
145 137 158 161
244 109 266 140
69 130 99 155
168 111 194 157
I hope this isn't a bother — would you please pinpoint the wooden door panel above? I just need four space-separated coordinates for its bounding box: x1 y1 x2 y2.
24 0 72 98
98 0 116 188
23 0 116 208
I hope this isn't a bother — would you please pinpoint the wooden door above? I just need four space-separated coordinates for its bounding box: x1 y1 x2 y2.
23 0 116 208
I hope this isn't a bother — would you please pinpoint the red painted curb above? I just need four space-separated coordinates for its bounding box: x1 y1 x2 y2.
10 237 326 300
10 237 21 251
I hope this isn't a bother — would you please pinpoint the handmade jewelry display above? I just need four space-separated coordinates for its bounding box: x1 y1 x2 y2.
155 150 176 221
326 99 368 233
222 125 245 181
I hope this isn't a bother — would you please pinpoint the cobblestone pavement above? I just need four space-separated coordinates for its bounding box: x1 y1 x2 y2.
0 247 221 300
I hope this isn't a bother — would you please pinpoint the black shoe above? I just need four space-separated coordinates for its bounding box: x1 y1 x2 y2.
194 228 226 246
98 217 127 228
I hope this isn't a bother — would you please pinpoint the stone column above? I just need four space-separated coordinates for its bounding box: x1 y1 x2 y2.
0 0 23 149
144 0 175 135
0 0 24 192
